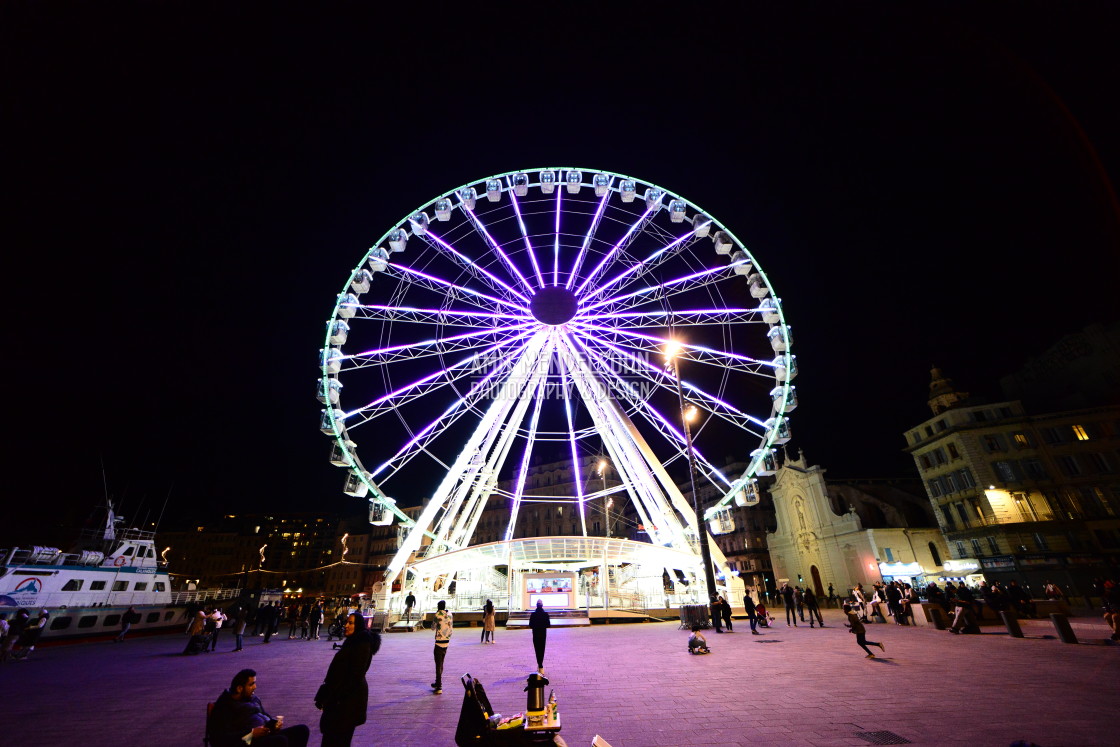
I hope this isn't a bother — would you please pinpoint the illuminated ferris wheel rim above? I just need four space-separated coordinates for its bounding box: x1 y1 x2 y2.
318 167 797 547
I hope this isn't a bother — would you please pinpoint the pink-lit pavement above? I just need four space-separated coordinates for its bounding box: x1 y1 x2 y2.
1 609 1116 746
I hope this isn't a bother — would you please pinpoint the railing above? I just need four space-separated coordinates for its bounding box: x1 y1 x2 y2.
169 587 244 605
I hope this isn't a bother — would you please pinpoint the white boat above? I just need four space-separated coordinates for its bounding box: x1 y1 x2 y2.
0 502 241 641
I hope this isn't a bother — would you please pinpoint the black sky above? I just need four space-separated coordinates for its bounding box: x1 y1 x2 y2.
4 3 1119 545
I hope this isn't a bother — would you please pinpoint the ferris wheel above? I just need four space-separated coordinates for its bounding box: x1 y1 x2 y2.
317 168 796 587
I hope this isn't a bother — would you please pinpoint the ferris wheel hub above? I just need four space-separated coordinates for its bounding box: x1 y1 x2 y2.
529 286 579 325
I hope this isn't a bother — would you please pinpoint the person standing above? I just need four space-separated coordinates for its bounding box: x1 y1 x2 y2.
827 583 836 608
1 609 30 664
843 603 885 658
431 600 453 694
481 599 496 644
804 587 824 627
315 612 378 746
709 594 723 633
115 606 137 643
209 606 227 652
742 594 760 634
263 603 278 644
231 605 247 652
529 600 551 674
793 586 806 622
404 591 416 623
719 595 734 632
308 603 323 640
781 583 797 627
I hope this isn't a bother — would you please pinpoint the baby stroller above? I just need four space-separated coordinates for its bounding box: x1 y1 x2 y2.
327 612 346 642
755 604 775 628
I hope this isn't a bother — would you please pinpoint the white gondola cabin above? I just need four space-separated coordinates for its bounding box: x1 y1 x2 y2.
457 187 477 210
316 377 342 405
593 173 611 196
768 325 791 352
328 319 349 345
748 273 769 299
408 211 430 235
512 173 529 196
435 198 453 221
320 408 344 435
644 188 664 211
387 228 408 252
329 440 356 467
765 416 792 444
752 447 778 475
734 480 761 507
712 231 733 254
350 269 372 294
731 250 752 275
336 293 359 318
321 347 342 375
485 179 502 202
759 297 780 324
709 508 734 535
669 199 687 223
770 384 798 412
619 179 636 202
343 471 369 498
369 500 393 526
539 170 556 193
692 213 712 238
565 170 583 194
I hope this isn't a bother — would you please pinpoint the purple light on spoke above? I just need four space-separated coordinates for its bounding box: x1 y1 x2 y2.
371 336 533 477
565 184 612 291
569 331 732 479
553 187 562 287
506 180 546 288
424 231 531 305
574 205 653 297
389 263 526 312
577 308 757 321
463 206 537 296
345 323 536 361
569 321 767 366
581 230 693 303
579 260 742 313
571 329 764 427
559 362 586 509
344 329 535 418
360 304 531 321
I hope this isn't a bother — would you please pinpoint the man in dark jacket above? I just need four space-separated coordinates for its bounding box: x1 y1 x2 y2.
529 600 551 674
781 583 797 626
209 669 309 747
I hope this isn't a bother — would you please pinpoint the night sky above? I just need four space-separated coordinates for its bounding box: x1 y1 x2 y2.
5 4 1119 546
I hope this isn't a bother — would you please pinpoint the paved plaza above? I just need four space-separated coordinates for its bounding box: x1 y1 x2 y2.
1 609 1116 746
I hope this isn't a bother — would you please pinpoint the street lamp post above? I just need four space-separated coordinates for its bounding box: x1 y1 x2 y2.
665 340 719 603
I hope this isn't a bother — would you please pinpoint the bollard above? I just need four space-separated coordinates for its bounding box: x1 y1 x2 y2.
1050 613 1078 644
929 607 947 630
999 611 1023 638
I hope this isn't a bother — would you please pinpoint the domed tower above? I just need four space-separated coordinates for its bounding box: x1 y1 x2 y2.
927 365 969 415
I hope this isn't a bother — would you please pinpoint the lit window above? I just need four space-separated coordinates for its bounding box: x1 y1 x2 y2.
1013 433 1033 448
1072 425 1089 441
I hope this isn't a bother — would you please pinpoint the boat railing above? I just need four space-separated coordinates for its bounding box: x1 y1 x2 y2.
169 587 245 605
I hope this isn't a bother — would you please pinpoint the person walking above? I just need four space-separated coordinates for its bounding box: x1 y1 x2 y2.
315 612 378 747
804 587 824 627
481 599 496 644
793 586 806 623
209 606 227 652
529 600 551 674
404 592 416 624
263 603 278 644
115 606 137 642
743 594 760 634
431 600 453 694
843 603 885 658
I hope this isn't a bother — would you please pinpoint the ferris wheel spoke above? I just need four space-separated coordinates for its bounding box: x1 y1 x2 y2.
369 344 530 481
386 262 527 313
502 345 554 543
575 308 763 328
566 332 733 491
343 330 537 426
555 351 589 535
573 203 656 297
351 304 532 327
422 230 531 306
579 228 695 304
462 206 537 297
552 187 562 286
569 321 774 376
565 177 613 291
506 178 546 288
579 260 748 315
572 329 768 434
341 323 537 370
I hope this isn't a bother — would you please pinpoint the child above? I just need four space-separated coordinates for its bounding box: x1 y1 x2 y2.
843 603 885 658
687 625 710 654
755 603 773 628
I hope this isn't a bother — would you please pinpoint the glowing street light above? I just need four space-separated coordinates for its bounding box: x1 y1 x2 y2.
664 337 718 602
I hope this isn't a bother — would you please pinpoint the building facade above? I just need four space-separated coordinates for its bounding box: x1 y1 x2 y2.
766 453 947 597
905 367 1120 594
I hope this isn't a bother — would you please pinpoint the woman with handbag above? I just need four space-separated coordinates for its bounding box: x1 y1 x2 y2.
315 612 379 746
